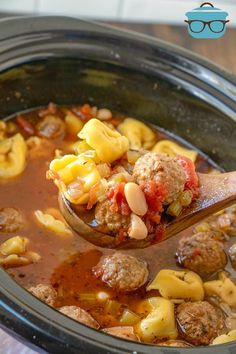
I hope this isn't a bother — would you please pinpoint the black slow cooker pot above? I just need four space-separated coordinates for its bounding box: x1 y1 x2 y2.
0 16 235 354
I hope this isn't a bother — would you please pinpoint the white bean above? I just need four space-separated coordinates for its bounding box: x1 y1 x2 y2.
97 108 112 120
128 213 148 240
124 182 148 216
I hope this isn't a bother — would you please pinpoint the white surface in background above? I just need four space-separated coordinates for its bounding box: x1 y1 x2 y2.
0 0 36 12
121 0 236 24
37 0 120 19
0 329 39 354
120 0 201 23
0 0 235 24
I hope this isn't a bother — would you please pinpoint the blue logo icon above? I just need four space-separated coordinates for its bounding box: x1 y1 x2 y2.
185 2 229 39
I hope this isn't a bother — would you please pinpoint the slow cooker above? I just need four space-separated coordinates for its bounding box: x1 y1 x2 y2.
0 15 236 354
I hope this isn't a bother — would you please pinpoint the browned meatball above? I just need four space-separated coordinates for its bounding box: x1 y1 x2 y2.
176 232 227 277
103 326 139 341
228 243 236 269
95 199 130 233
133 153 186 204
59 306 99 329
0 208 24 233
159 340 193 347
216 206 236 236
176 301 225 345
93 253 148 292
28 284 57 306
36 115 65 139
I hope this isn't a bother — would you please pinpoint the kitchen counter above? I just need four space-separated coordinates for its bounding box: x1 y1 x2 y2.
106 22 236 75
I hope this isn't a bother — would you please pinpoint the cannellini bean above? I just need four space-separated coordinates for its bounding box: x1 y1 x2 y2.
97 108 112 120
124 182 148 216
128 213 148 240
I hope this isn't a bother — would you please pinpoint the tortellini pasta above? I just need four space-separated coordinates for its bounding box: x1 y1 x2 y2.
204 273 236 308
0 133 27 179
136 297 178 342
34 210 72 236
73 140 92 155
147 269 204 301
49 154 101 204
78 118 129 163
0 236 40 268
118 118 156 150
211 330 236 345
0 236 28 255
152 140 197 163
65 112 83 136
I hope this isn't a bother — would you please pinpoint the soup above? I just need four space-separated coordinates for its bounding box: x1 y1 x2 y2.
0 103 235 347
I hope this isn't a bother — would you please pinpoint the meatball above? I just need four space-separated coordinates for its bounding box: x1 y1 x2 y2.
133 153 186 204
93 253 148 292
0 208 24 233
176 301 225 345
59 306 99 329
95 199 130 233
216 206 236 236
176 232 227 277
36 115 65 139
160 340 193 347
28 284 57 306
103 326 139 341
228 243 236 269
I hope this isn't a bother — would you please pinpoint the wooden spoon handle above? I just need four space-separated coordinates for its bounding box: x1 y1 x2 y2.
165 171 236 239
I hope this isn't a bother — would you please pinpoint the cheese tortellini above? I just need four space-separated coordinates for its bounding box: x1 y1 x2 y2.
118 118 156 150
49 154 101 204
0 235 40 268
0 133 27 179
204 273 236 308
73 140 92 155
211 330 236 345
78 118 129 163
137 297 177 342
34 210 72 236
147 269 204 301
0 236 29 255
152 140 197 163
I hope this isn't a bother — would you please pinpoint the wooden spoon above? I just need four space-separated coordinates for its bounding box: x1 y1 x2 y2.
59 171 236 249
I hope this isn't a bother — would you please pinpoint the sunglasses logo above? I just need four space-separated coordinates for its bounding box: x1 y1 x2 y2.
185 2 229 39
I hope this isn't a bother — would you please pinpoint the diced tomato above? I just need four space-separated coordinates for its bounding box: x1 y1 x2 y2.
116 229 127 244
81 104 91 116
72 104 93 122
176 155 199 199
109 118 120 127
107 183 131 216
87 184 99 210
16 116 34 135
38 102 57 117
141 181 167 214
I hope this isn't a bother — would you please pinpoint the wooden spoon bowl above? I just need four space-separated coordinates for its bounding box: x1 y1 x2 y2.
59 193 154 249
59 171 236 249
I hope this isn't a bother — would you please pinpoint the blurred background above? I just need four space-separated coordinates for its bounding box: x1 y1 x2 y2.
0 0 235 25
